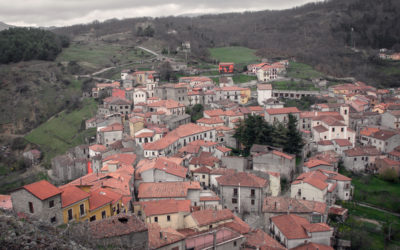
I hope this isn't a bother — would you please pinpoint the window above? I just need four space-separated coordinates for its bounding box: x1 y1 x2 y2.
50 217 56 223
80 204 85 216
341 128 344 132
232 198 237 204
332 128 335 132
68 209 73 221
90 215 96 222
154 217 158 222
234 241 237 247
354 157 357 161
233 188 238 196
102 211 106 219
29 202 34 213
167 215 171 221
49 200 54 208
251 189 255 197
251 199 255 205
202 175 205 179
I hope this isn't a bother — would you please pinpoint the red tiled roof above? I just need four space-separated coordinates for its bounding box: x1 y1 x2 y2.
313 125 328 133
272 150 295 160
317 140 333 145
60 186 90 208
271 214 331 240
245 229 286 250
192 166 211 174
257 84 272 90
147 100 185 109
0 195 12 210
90 214 147 239
210 168 236 175
292 171 328 190
148 223 185 249
223 215 251 235
139 199 191 216
88 189 113 211
138 181 201 199
266 107 300 115
304 159 332 169
197 117 224 125
344 146 381 157
93 187 123 204
89 144 107 152
216 172 268 188
100 123 123 132
204 109 225 117
200 196 220 202
370 129 398 141
22 180 62 201
263 197 326 214
216 146 232 153
360 127 380 136
103 153 137 166
333 139 352 147
191 209 234 227
291 242 333 250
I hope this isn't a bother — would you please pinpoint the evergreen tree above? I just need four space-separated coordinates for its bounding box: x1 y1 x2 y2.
284 114 304 156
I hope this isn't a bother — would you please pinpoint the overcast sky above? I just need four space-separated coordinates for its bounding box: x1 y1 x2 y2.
1 0 322 27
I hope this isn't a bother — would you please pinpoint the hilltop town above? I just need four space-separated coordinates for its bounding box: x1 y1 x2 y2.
1 43 400 250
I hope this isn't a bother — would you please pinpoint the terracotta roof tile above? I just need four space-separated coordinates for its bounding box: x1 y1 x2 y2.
344 146 381 157
257 84 273 90
0 195 12 210
90 214 147 239
22 180 62 201
88 189 113 211
245 229 286 250
333 139 352 147
216 172 268 188
263 197 326 214
148 223 185 249
304 159 332 169
139 199 191 216
191 209 234 227
60 186 90 208
100 123 123 132
138 181 201 199
266 107 300 115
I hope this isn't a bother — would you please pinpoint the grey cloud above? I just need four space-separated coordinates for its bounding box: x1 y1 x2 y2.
0 0 321 27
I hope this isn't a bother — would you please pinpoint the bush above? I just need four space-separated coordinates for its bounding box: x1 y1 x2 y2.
11 138 27 151
379 168 399 183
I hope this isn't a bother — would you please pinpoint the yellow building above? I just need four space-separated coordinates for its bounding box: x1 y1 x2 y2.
133 199 191 230
240 88 251 104
129 117 145 137
61 186 90 224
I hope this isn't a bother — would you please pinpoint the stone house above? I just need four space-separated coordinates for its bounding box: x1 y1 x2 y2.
269 214 333 249
263 197 328 228
251 145 295 181
381 110 400 129
52 155 87 183
184 209 234 231
360 129 400 153
210 168 237 188
291 169 352 205
185 227 245 250
216 172 269 214
11 180 63 225
243 229 286 250
89 214 148 249
265 107 301 128
137 181 201 206
97 123 123 146
303 159 335 173
257 84 273 106
147 99 186 116
343 146 382 172
103 96 132 115
155 83 188 105
147 223 186 250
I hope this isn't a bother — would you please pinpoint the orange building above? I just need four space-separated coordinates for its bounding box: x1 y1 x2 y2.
219 62 234 74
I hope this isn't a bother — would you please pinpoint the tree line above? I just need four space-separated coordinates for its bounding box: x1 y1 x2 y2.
0 27 69 64
234 114 303 157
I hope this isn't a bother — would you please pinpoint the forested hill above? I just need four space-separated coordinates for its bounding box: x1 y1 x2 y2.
0 28 69 64
54 0 400 87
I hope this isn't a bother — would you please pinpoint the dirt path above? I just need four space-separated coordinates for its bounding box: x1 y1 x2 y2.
354 216 382 228
356 202 400 217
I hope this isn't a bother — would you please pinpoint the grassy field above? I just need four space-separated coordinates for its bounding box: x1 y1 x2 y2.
24 99 97 164
333 202 400 249
57 42 152 70
271 80 320 91
286 62 324 80
350 175 400 212
232 74 257 84
209 46 260 65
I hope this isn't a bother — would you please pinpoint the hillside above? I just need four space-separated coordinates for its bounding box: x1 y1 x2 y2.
0 21 12 31
53 0 400 88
